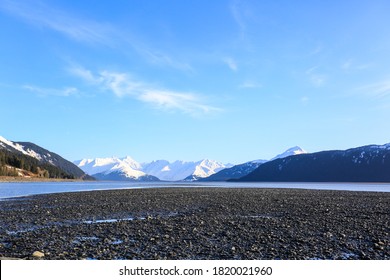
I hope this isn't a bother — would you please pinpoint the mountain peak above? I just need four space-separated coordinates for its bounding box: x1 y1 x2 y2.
122 155 135 161
75 156 232 181
199 158 217 165
271 146 307 160
287 146 304 151
236 143 390 182
1 135 91 180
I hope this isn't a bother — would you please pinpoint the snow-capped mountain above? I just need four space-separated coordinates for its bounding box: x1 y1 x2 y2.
141 160 171 178
142 159 231 181
183 159 233 181
200 146 307 181
270 146 307 160
92 162 160 181
0 135 91 179
74 156 141 176
236 143 390 182
142 160 198 181
74 156 158 181
199 160 267 181
0 135 45 161
75 157 232 181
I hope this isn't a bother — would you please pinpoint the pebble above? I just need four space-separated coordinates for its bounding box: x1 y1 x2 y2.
32 251 45 258
0 188 388 260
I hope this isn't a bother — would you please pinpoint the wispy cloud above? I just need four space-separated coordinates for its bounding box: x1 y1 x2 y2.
138 90 218 115
341 59 373 72
230 0 247 35
239 81 262 89
70 66 220 116
305 66 326 87
229 0 256 39
300 96 309 105
23 85 79 97
0 0 191 71
0 0 114 46
229 0 255 46
341 59 353 71
136 47 193 72
223 57 238 71
308 44 323 56
358 79 390 99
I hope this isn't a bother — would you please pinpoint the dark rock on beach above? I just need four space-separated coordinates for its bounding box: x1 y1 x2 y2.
0 187 389 260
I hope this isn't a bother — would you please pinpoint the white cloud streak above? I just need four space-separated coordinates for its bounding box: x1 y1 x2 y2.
308 44 323 56
341 59 373 72
239 81 262 89
0 0 191 71
306 66 326 87
229 0 256 46
23 85 78 97
230 0 247 35
359 80 390 99
70 66 220 116
0 0 113 46
300 96 309 105
136 47 193 72
223 57 238 71
138 90 218 115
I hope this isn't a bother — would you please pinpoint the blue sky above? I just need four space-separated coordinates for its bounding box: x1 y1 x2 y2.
1 0 390 164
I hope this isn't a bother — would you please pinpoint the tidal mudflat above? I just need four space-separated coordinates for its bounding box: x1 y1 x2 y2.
0 187 389 260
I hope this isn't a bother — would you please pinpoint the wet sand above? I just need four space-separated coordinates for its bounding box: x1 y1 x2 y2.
0 187 389 259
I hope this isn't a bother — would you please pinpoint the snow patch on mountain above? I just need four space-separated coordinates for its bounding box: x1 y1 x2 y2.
144 159 232 181
75 156 232 181
76 157 157 181
1 135 92 179
75 146 308 182
0 135 43 161
105 162 147 179
199 147 308 181
143 160 196 181
251 159 268 164
193 159 229 178
270 146 307 160
74 157 121 175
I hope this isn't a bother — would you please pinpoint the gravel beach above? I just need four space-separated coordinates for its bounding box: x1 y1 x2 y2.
0 187 389 260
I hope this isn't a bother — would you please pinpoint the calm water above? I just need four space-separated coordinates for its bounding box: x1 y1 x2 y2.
0 181 389 199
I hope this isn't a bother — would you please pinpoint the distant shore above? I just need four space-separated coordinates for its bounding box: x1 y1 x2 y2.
0 187 389 260
0 176 84 183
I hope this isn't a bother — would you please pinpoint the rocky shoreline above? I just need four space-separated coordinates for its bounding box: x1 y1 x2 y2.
0 176 84 183
0 187 389 260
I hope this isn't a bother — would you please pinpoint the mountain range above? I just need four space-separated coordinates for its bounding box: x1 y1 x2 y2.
0 135 92 180
200 146 306 181
74 157 233 181
74 146 306 182
3 133 390 183
234 143 390 182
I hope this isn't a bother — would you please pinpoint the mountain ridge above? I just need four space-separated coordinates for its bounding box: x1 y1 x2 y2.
5 133 388 183
0 136 92 180
234 143 390 182
75 157 232 181
75 146 307 182
199 146 306 181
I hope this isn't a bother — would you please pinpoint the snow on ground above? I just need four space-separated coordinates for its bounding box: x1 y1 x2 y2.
0 136 42 160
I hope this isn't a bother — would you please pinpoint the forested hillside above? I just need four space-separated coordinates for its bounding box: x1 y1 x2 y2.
0 149 76 179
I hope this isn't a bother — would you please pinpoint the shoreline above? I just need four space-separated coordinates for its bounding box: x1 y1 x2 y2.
0 176 85 183
0 187 389 260
1 181 389 201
